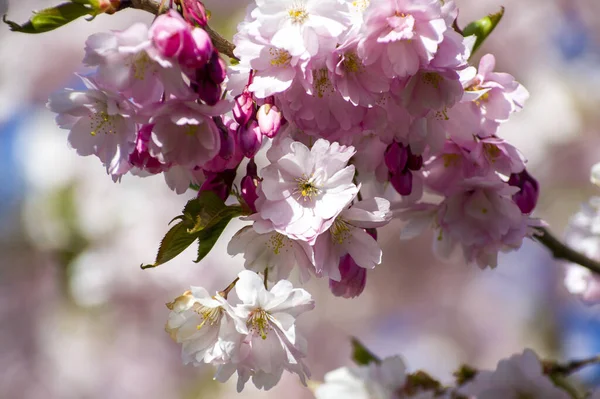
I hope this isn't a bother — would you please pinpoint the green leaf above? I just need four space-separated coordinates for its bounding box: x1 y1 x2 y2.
141 221 198 269
351 338 381 366
3 2 94 34
195 211 237 263
462 7 504 57
183 192 244 234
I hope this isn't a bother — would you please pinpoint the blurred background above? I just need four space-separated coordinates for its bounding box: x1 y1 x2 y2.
2 0 600 397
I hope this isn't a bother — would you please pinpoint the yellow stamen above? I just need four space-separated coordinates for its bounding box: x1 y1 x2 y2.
248 308 272 340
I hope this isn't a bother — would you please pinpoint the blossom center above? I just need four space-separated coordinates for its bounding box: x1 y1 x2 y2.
351 0 370 13
421 72 443 89
193 302 223 330
294 174 321 201
288 4 309 24
132 52 152 80
313 68 334 98
442 153 461 168
184 125 198 136
248 308 272 340
483 143 501 162
269 48 292 67
90 111 118 136
331 218 351 244
267 232 289 255
342 51 363 74
387 12 415 39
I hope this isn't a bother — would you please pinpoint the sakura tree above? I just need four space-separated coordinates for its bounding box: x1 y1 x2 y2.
6 0 600 397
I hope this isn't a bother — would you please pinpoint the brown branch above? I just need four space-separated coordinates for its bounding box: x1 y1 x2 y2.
545 354 600 375
121 0 238 60
535 226 600 275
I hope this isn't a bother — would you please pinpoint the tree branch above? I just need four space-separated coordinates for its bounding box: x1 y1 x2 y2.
121 0 238 60
545 354 600 375
534 226 600 274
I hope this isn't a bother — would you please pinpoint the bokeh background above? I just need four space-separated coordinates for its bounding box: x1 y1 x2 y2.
2 0 600 397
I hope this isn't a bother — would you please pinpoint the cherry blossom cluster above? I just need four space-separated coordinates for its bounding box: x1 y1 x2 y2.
43 0 551 393
315 349 591 398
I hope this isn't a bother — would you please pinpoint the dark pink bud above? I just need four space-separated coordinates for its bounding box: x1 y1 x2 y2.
406 152 423 171
208 52 227 84
241 159 259 213
217 120 236 160
180 0 207 27
199 169 237 201
238 121 262 158
184 28 213 68
329 255 367 298
194 71 222 105
233 89 254 125
257 104 282 138
508 169 539 214
390 170 413 196
149 10 190 59
129 124 165 174
384 142 408 173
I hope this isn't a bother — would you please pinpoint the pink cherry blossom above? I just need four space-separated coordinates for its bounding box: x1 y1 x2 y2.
256 138 358 243
47 76 137 180
83 22 192 105
358 0 448 79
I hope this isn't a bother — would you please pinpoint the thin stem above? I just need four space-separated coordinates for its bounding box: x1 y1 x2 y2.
122 0 238 60
220 277 239 299
545 354 600 375
534 226 600 275
263 267 269 289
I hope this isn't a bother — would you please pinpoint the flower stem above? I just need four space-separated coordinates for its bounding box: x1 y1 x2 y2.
263 267 269 289
534 227 600 275
220 277 239 299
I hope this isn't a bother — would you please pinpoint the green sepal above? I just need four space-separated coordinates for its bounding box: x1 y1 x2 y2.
351 337 381 366
462 7 505 57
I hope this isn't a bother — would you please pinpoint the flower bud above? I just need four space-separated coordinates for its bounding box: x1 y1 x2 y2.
238 121 262 158
180 0 207 27
199 169 237 201
194 71 222 105
390 170 413 196
184 28 213 68
508 169 539 214
329 255 367 298
208 52 227 84
129 124 166 174
257 104 283 138
241 159 259 213
406 152 423 171
384 142 408 173
233 89 254 125
149 10 191 59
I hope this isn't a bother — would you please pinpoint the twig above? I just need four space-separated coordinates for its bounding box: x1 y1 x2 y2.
545 354 600 375
534 226 600 275
122 0 238 60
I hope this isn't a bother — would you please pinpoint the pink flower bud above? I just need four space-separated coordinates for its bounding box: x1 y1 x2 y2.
257 104 283 138
129 124 166 174
180 0 207 27
208 52 227 84
237 121 262 158
233 89 254 125
194 73 222 105
384 142 408 173
149 10 191 59
241 159 259 213
329 255 367 298
390 170 413 196
406 148 423 171
149 10 213 68
508 169 539 214
199 169 237 201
